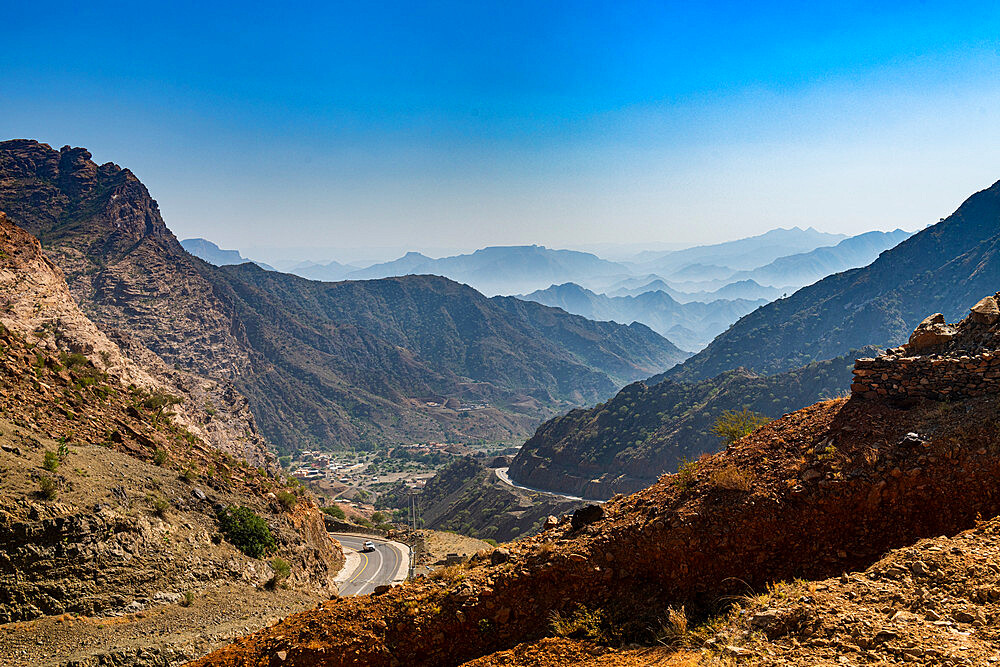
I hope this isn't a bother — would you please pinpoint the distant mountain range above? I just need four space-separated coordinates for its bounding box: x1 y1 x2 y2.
670 179 1000 382
181 237 275 270
728 229 913 288
629 226 848 276
0 140 688 454
508 177 1000 498
345 245 629 296
518 282 767 351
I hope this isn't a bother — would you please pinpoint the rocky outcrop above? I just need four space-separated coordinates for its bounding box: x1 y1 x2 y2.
905 313 956 352
852 292 1000 401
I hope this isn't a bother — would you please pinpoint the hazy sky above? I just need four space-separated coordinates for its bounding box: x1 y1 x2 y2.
4 1 1000 261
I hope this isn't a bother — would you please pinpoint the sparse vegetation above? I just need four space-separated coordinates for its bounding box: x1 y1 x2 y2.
711 408 773 445
153 448 168 466
673 458 698 491
653 606 689 647
276 490 297 511
149 495 170 516
38 476 58 500
548 604 608 643
180 590 195 607
267 556 291 589
217 506 275 558
710 464 754 492
43 450 60 472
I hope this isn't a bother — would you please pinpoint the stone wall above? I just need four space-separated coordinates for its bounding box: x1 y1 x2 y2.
852 293 1000 401
851 350 1000 400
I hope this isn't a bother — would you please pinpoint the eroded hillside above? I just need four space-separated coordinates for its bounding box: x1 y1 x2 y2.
0 215 345 665
191 361 1000 665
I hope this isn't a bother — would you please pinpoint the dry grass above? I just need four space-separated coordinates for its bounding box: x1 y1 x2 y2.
428 563 468 582
709 465 754 492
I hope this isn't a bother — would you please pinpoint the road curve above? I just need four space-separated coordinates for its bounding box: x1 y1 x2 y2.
331 534 409 596
494 467 605 504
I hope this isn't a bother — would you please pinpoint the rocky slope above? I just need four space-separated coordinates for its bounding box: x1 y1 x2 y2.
0 319 344 665
508 349 872 499
379 457 584 542
0 210 272 467
668 179 1000 383
0 140 687 453
190 327 1000 666
0 214 344 665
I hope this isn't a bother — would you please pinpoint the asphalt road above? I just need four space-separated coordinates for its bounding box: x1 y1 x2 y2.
494 467 605 504
333 534 407 596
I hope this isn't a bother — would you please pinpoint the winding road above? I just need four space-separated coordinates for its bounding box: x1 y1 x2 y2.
494 467 605 504
331 534 410 597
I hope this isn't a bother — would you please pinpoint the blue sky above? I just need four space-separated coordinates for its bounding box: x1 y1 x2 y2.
4 1 1000 261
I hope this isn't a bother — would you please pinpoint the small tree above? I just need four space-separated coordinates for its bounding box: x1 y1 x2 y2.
217 506 275 558
322 505 346 520
43 451 60 472
711 409 772 446
143 391 183 426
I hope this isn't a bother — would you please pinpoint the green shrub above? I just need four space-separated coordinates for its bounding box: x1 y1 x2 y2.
483 538 498 547
672 458 698 491
217 506 275 558
181 590 195 607
38 476 58 500
267 556 291 589
60 351 89 368
43 450 60 472
276 490 297 511
153 448 168 466
711 408 772 445
322 505 346 520
149 495 170 516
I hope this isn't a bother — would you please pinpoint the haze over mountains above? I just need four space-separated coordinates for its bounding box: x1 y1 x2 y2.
184 226 910 353
508 178 1000 499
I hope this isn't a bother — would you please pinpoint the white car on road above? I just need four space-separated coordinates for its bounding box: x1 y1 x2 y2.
362 540 376 552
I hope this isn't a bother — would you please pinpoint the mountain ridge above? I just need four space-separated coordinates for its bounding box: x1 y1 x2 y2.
0 139 687 454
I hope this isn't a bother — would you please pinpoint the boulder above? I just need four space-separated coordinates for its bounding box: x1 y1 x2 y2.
571 504 604 530
489 547 510 565
906 313 956 352
969 295 1000 325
